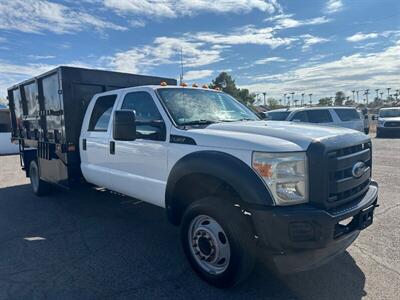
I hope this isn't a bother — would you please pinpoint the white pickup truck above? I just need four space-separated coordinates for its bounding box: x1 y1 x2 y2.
9 67 379 287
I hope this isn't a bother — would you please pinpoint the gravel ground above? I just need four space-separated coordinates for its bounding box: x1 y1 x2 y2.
0 136 399 300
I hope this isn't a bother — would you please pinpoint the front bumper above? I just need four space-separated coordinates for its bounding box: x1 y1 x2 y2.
249 181 378 273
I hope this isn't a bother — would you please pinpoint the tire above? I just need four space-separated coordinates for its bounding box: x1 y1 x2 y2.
29 160 50 196
181 197 256 288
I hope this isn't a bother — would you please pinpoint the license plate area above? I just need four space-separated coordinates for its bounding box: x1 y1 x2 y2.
356 205 374 230
334 205 375 239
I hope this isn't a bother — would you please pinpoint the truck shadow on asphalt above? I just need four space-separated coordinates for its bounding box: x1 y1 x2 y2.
0 184 366 300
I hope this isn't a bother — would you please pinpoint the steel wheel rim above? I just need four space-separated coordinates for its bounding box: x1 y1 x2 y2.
188 215 231 275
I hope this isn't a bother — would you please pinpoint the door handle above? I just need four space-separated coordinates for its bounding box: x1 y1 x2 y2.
110 141 115 155
82 139 87 151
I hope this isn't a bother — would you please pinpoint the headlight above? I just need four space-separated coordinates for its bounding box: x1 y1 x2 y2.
252 152 308 206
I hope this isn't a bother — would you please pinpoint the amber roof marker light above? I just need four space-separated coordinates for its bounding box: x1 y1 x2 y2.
180 82 188 87
160 81 168 86
192 83 198 88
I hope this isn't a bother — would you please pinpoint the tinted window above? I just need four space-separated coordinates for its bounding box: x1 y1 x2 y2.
291 111 309 122
0 111 11 133
334 109 360 121
379 109 400 118
267 111 291 120
307 110 333 123
88 95 117 131
121 91 165 140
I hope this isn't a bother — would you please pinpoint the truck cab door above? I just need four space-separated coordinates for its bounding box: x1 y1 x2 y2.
109 90 168 207
80 94 118 189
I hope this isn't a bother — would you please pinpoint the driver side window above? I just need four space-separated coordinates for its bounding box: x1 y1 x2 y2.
121 91 166 141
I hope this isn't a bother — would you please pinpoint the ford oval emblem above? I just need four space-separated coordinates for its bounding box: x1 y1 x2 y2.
352 161 367 178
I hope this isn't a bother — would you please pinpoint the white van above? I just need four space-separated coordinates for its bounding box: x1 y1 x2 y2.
266 107 365 133
0 107 19 155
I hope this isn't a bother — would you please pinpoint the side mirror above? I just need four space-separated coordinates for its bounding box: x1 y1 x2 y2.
113 110 136 141
371 115 376 121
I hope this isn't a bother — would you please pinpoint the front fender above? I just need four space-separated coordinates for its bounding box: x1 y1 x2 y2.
165 151 274 223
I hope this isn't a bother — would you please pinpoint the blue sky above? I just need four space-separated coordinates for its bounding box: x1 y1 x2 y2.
0 0 399 102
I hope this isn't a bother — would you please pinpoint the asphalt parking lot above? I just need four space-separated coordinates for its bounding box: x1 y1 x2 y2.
0 136 399 300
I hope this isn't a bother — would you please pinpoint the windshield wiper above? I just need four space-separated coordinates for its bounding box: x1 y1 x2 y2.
180 120 217 126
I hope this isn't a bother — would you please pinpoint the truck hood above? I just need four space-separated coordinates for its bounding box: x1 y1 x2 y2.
380 117 400 122
185 121 367 152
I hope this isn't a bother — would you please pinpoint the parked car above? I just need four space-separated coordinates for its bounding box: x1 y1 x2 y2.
266 107 365 132
376 107 400 137
0 107 19 155
8 67 378 287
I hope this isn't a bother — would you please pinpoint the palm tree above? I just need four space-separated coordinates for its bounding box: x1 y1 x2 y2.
301 93 305 106
308 93 313 106
352 90 356 101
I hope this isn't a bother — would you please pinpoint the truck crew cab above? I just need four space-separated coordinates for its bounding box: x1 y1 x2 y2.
8 67 378 288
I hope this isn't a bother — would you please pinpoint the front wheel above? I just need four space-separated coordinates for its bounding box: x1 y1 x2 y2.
181 197 256 288
29 160 50 196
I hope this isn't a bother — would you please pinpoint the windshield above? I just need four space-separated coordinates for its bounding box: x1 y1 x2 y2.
267 111 290 120
157 88 259 126
379 109 400 118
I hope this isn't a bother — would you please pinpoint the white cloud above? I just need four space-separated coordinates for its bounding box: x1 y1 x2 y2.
191 26 295 48
242 41 400 100
347 32 379 42
0 0 126 34
254 57 286 64
28 55 56 60
301 34 330 50
103 0 281 18
184 70 214 81
106 37 222 73
274 16 331 29
326 0 343 14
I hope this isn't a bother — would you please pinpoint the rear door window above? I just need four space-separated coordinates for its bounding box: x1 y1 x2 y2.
291 111 309 122
88 95 117 131
307 110 333 123
334 109 360 121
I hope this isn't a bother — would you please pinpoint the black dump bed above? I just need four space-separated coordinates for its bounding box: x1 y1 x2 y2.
7 66 176 187
8 66 176 145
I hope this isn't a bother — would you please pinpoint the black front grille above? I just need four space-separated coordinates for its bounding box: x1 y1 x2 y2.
326 142 371 207
384 121 400 128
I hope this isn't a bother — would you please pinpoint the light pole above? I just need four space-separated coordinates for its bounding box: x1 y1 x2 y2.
356 90 359 103
309 94 312 106
365 89 370 105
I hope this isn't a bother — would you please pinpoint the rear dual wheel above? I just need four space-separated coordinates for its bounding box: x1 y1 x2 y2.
181 197 256 288
29 160 50 196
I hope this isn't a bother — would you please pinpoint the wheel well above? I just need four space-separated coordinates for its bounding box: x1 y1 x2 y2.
167 173 243 226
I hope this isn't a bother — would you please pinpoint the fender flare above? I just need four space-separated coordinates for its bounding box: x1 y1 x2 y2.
165 150 274 224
